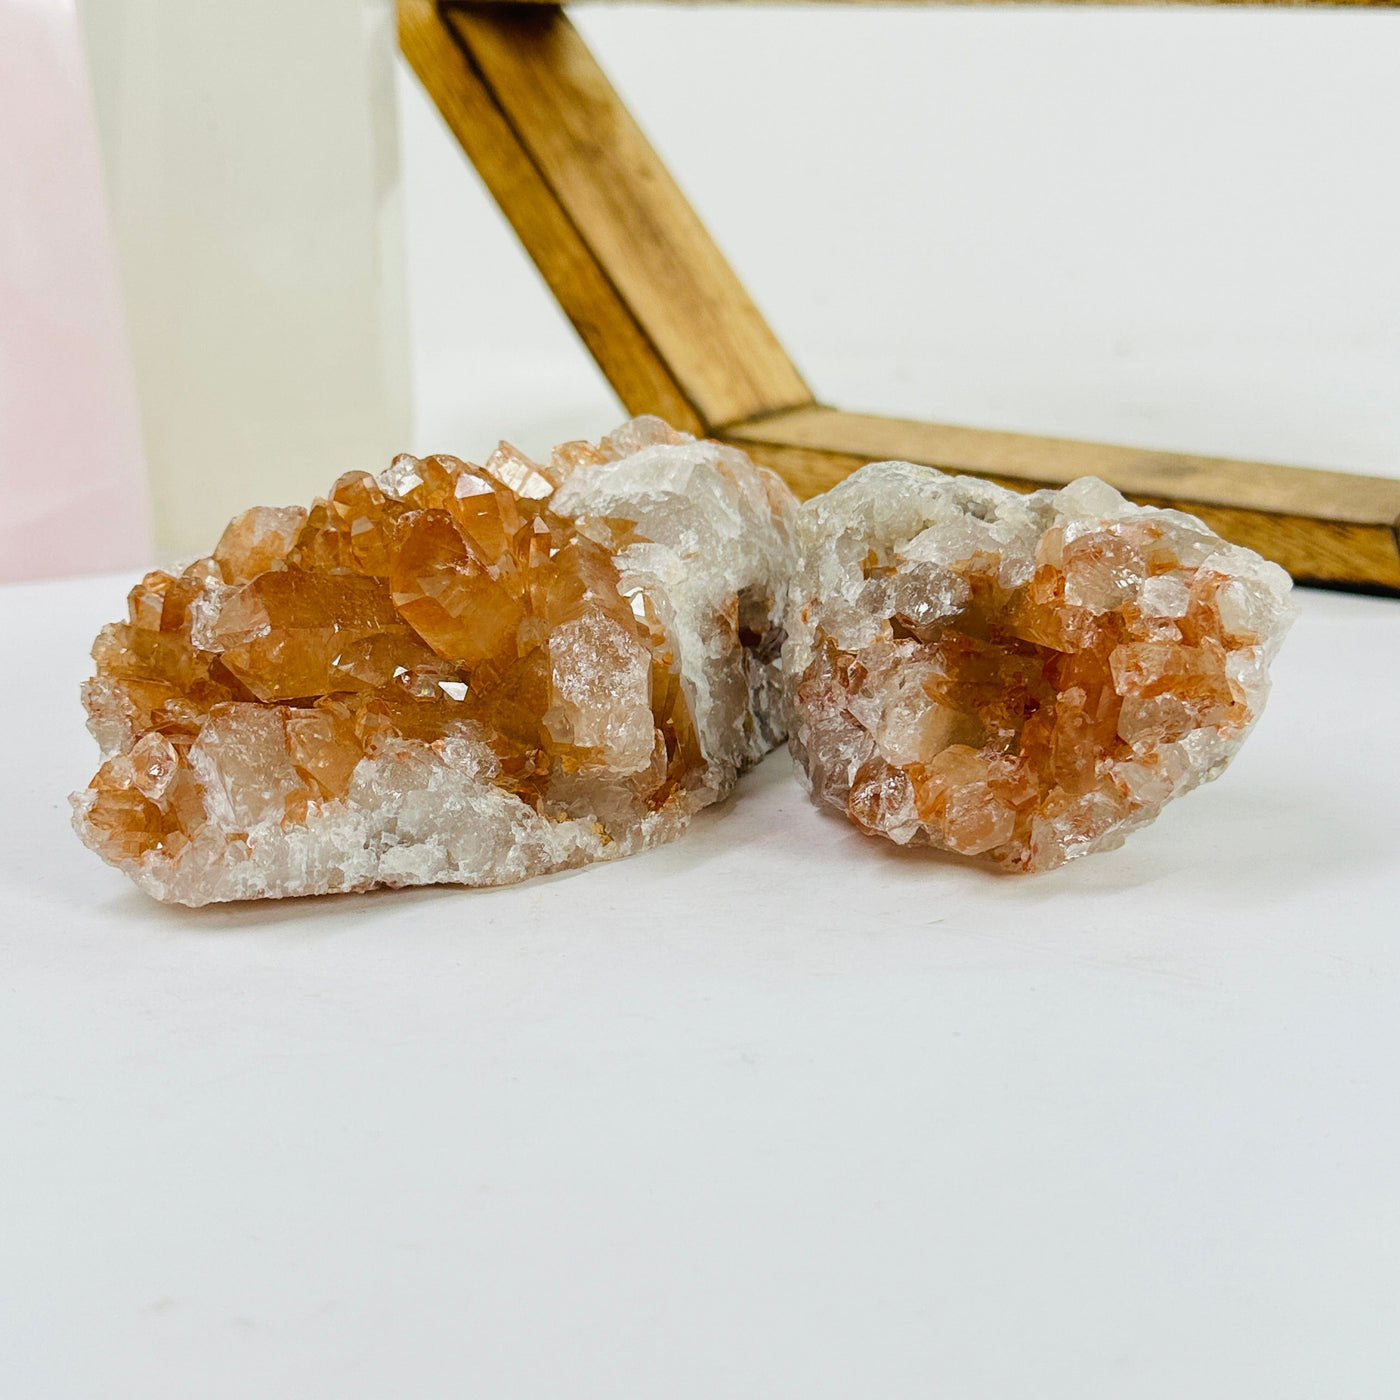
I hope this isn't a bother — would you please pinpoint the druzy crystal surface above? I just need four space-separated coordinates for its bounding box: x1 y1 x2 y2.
783 462 1295 872
73 418 797 904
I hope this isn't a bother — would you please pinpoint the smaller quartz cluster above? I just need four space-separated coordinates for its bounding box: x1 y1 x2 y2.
73 418 797 904
783 462 1295 872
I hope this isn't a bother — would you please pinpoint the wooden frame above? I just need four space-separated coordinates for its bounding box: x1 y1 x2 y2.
400 0 1400 591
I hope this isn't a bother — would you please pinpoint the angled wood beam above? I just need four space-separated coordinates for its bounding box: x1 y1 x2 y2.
722 407 1400 589
402 0 1400 591
401 0 813 434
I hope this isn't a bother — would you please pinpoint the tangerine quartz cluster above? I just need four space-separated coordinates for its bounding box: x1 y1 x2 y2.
73 418 797 904
783 462 1295 872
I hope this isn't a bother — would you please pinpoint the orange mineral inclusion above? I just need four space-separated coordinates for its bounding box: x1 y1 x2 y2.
785 465 1295 872
79 441 705 874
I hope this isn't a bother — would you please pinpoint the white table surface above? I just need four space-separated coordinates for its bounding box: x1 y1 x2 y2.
2 570 1398 1399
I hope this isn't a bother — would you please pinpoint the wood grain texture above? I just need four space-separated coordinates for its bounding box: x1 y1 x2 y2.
408 0 1399 592
724 407 1400 588
399 0 708 432
436 3 812 432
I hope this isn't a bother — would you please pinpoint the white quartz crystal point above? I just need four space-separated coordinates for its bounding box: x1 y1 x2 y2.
550 415 800 789
783 461 1296 872
72 418 799 905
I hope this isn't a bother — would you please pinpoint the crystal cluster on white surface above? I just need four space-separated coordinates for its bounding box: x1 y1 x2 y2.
72 418 797 904
782 462 1296 872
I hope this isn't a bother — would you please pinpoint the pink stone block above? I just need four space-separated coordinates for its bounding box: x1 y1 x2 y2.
0 0 153 582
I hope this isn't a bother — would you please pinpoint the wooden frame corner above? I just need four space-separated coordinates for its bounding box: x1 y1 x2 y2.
400 0 1400 591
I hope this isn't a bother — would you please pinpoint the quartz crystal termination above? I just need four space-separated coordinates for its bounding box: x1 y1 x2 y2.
73 418 797 904
783 462 1295 872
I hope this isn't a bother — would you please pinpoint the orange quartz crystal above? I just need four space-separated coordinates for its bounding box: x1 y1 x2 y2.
73 418 797 904
783 464 1295 872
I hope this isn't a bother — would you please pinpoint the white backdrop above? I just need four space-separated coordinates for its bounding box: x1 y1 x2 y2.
397 5 1400 480
4 13 1400 1395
